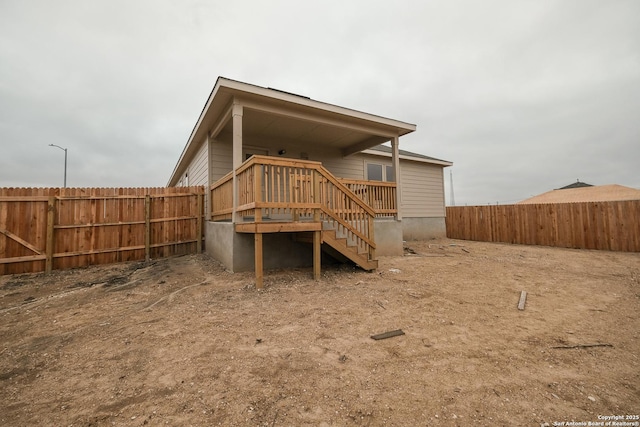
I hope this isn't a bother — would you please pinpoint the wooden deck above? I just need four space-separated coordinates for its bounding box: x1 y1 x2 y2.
210 156 395 287
234 221 322 234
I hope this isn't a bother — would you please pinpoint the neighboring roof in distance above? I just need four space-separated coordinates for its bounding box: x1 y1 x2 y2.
558 180 593 190
517 184 640 204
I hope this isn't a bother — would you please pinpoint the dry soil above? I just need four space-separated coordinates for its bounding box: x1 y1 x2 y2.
1 239 639 426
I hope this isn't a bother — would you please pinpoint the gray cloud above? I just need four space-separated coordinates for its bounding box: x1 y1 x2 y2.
1 0 638 204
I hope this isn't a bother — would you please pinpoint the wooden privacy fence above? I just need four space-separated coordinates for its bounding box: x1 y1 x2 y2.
0 187 205 275
446 201 640 252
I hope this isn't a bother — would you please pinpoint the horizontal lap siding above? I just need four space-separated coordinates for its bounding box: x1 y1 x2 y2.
400 161 446 218
188 141 208 186
211 139 366 180
177 139 209 213
206 140 447 219
330 153 447 219
318 150 363 180
210 140 233 181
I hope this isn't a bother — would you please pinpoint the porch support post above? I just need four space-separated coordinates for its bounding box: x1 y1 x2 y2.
391 135 402 220
313 230 321 280
255 233 264 289
232 103 243 223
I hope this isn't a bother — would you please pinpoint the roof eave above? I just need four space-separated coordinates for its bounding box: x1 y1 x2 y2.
167 77 227 186
218 77 417 134
167 77 419 186
361 148 453 166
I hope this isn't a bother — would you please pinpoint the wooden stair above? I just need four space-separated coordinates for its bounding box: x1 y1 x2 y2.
296 230 378 271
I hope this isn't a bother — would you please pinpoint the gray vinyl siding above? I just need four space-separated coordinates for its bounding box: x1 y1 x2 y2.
210 137 366 180
314 149 363 179
187 140 208 186
399 161 446 218
355 153 446 218
210 139 233 182
205 138 446 218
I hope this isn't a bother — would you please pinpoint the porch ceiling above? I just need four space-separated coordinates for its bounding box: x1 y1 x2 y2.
203 78 415 151
219 108 390 149
169 77 416 185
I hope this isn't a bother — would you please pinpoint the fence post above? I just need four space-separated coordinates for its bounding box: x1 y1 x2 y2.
145 195 151 262
45 196 55 273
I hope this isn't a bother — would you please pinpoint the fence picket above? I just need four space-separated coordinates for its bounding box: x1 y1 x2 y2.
446 201 639 252
0 186 205 275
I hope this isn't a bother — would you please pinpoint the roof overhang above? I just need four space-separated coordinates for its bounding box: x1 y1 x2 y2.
168 77 416 186
362 148 453 167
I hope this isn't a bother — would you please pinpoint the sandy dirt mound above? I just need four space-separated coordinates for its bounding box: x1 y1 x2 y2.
1 239 638 426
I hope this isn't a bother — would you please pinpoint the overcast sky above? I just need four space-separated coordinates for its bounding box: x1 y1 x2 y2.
1 0 638 205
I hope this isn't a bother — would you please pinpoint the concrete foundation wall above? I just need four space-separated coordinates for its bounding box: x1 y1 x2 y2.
374 219 403 256
206 222 314 272
205 221 235 270
206 219 411 272
401 217 447 240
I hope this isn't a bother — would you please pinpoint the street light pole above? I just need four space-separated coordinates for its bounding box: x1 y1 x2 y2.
49 144 68 187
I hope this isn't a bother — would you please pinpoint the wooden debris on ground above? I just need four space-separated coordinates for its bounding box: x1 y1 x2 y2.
551 343 613 350
371 329 405 340
517 291 527 310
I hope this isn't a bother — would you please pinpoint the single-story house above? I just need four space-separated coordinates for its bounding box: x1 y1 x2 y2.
167 77 452 285
518 182 640 204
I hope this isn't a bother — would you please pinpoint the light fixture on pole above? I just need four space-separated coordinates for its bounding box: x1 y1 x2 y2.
49 144 68 187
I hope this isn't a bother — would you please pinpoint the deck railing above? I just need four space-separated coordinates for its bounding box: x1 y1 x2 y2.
210 170 233 221
338 178 397 217
210 155 397 260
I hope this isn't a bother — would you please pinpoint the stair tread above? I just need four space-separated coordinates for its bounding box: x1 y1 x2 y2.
320 230 377 271
293 230 377 271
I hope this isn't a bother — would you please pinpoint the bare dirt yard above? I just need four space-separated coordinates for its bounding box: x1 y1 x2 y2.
1 239 639 426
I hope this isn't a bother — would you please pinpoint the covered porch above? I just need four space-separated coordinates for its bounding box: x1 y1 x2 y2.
169 78 417 287
209 155 400 287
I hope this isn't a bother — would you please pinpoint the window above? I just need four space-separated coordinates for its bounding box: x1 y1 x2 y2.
385 165 395 182
367 163 396 182
367 163 383 181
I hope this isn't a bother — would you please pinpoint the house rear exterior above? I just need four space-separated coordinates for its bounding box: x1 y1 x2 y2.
168 77 451 281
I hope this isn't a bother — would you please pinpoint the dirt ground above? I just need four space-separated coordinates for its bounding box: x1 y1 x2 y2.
1 239 638 427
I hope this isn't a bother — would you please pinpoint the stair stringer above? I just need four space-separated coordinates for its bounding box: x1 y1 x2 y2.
321 229 378 271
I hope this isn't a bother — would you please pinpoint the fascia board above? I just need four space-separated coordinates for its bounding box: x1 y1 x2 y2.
361 149 453 166
220 78 416 135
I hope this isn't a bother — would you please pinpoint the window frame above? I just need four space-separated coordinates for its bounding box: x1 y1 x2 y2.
366 161 396 182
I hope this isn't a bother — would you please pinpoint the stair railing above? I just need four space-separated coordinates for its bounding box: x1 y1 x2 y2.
214 155 377 260
315 165 376 260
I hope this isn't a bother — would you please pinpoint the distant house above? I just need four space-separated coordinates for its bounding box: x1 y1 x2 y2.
518 182 640 204
558 180 593 190
167 77 452 279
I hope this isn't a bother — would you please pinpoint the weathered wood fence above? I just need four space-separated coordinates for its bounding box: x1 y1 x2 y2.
0 187 205 275
446 201 640 252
